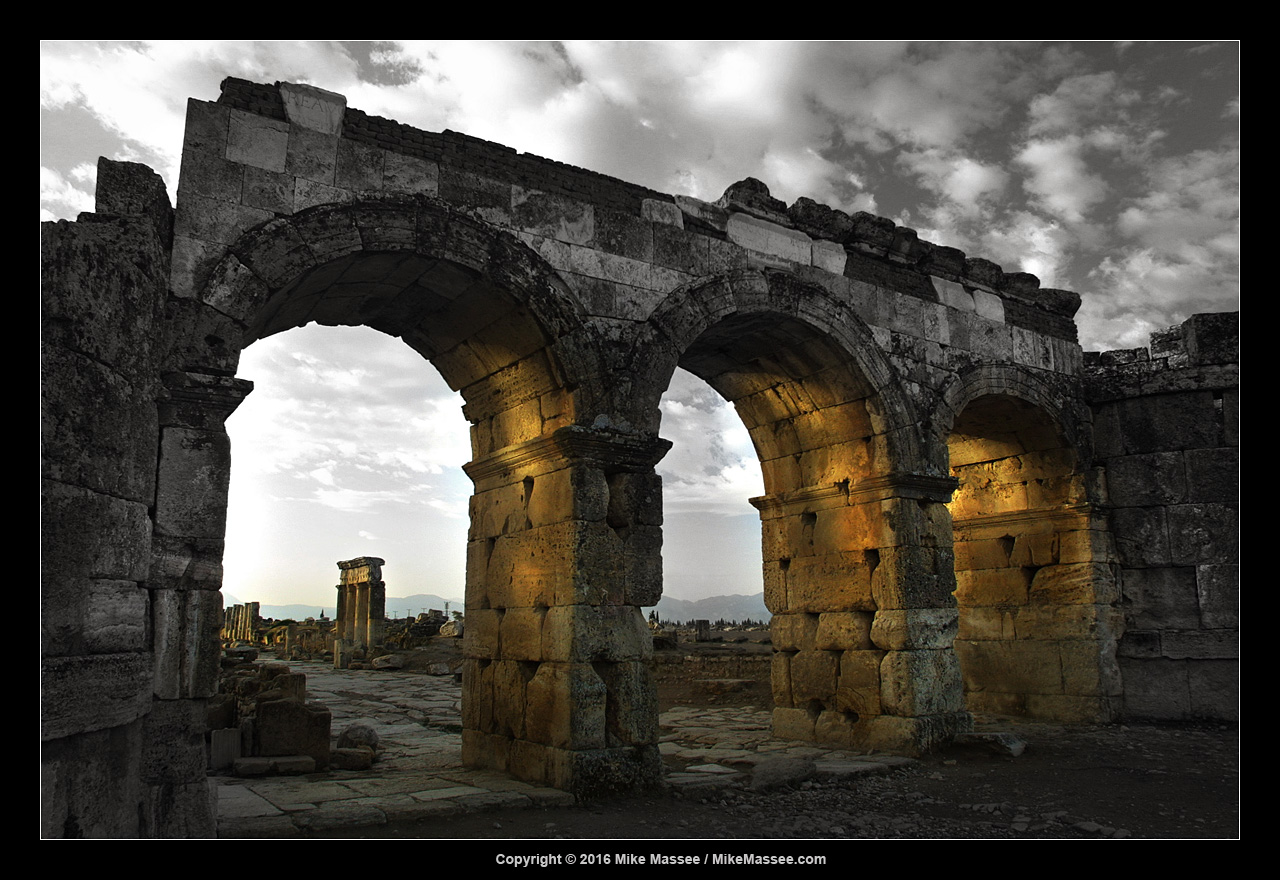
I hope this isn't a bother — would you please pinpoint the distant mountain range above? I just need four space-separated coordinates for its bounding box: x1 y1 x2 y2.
229 591 768 625
650 593 769 624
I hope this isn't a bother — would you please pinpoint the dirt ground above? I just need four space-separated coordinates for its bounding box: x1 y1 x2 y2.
316 636 1239 841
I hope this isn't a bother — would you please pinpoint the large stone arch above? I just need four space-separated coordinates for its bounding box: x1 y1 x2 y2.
934 365 1122 722
155 196 670 797
636 270 970 755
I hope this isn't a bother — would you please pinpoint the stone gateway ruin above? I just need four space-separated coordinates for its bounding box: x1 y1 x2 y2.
41 79 1238 837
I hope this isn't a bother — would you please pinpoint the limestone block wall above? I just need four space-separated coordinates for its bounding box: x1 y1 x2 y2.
41 160 215 836
1085 313 1239 721
948 394 1122 722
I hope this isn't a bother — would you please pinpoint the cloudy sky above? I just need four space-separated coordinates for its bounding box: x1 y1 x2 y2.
41 41 1239 612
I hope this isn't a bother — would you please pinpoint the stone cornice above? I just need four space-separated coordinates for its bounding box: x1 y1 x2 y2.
750 472 960 514
951 503 1099 534
464 425 672 485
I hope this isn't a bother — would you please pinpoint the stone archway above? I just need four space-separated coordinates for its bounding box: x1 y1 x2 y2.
155 197 671 796
638 270 970 755
937 367 1122 722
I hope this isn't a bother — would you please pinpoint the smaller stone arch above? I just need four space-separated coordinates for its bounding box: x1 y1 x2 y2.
636 269 970 755
936 365 1121 722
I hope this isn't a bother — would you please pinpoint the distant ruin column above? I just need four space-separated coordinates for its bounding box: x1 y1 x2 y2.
335 557 386 659
461 426 671 797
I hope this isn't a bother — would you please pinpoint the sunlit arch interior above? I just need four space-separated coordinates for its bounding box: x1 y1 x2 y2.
947 393 1118 721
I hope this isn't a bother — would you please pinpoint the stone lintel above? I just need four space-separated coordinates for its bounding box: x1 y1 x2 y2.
464 425 672 487
337 556 386 572
750 473 960 515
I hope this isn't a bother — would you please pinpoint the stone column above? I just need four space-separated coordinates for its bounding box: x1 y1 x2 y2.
756 472 971 756
461 425 670 797
143 370 251 836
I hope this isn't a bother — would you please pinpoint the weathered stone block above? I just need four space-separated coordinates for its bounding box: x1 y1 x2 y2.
463 609 500 659
335 138 385 191
1167 503 1237 565
181 98 230 158
835 650 883 715
811 240 847 275
763 561 787 614
499 606 545 660
1030 562 1120 605
1056 527 1114 564
153 427 233 539
871 607 958 650
152 588 223 699
284 123 338 184
953 567 1030 606
622 525 664 607
43 578 149 657
726 212 812 265
871 545 955 610
957 640 1062 696
1106 393 1220 455
226 109 288 172
1110 507 1170 566
526 465 609 528
1010 603 1124 643
789 650 840 703
42 653 153 741
771 612 818 652
1119 657 1189 719
848 712 971 756
814 612 874 650
785 552 875 613
41 349 159 502
541 604 650 663
1122 566 1200 629
513 187 594 245
880 649 964 716
1162 630 1237 660
141 698 207 783
595 661 658 747
956 607 1013 642
1008 532 1059 567
490 660 529 739
523 662 607 750
771 653 794 707
42 481 153 583
1183 447 1238 503
1107 452 1187 505
255 698 331 770
1197 564 1238 628
1187 659 1238 720
383 151 438 195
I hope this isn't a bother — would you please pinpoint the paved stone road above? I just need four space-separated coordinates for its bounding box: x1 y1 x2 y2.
214 659 910 837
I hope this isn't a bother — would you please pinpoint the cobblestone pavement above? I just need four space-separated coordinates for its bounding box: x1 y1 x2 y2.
214 660 909 837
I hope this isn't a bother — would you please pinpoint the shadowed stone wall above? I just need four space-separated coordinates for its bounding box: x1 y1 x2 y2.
40 77 1236 837
1085 314 1239 721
